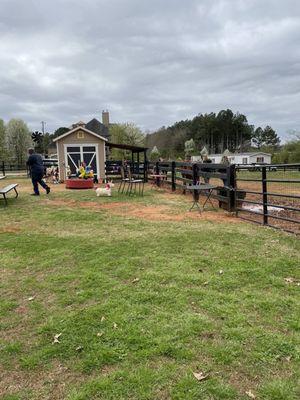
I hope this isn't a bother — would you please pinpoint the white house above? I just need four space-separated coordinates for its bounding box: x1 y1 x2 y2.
192 152 272 165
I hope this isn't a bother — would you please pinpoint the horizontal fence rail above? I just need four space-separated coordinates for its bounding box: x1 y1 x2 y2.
2 156 299 235
147 161 236 211
0 161 29 177
235 163 300 234
1 159 58 176
105 160 146 181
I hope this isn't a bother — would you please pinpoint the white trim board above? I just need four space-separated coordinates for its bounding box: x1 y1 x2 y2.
64 143 100 177
53 126 108 142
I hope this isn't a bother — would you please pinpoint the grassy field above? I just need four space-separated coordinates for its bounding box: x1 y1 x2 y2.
0 177 300 400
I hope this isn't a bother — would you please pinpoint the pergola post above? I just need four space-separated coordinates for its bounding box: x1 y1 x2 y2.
144 150 148 182
131 151 134 174
137 152 140 178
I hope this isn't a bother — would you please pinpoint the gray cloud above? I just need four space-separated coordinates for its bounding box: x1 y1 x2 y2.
1 0 300 138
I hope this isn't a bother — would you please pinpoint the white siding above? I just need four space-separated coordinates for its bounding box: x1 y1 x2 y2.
249 154 271 164
192 153 271 164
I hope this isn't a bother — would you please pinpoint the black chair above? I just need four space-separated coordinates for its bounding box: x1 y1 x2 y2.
127 169 144 196
118 166 130 193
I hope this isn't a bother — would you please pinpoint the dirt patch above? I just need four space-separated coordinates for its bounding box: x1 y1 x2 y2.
15 305 28 315
43 198 238 223
0 358 120 400
0 226 21 233
0 361 90 400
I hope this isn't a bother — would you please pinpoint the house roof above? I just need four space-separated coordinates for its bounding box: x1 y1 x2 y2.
53 125 108 142
85 118 109 139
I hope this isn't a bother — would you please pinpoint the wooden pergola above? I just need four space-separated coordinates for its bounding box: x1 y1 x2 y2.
106 142 148 180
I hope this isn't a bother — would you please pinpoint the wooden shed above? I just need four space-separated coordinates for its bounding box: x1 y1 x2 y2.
53 124 107 181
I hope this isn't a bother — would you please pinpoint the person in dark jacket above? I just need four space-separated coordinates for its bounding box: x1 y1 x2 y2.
27 148 50 196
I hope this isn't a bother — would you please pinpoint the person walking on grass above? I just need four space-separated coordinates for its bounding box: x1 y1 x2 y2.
26 148 50 196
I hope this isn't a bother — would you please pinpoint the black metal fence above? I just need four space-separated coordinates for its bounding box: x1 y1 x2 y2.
235 164 300 234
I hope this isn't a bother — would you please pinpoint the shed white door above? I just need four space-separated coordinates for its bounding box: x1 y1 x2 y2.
65 144 99 177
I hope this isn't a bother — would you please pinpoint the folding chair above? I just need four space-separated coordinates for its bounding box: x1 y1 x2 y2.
127 169 144 196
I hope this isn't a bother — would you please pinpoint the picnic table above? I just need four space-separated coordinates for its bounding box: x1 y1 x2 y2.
184 184 218 213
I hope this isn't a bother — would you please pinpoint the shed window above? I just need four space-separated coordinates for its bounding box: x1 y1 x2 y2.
242 158 247 164
83 146 96 152
257 157 264 163
67 146 80 152
77 131 85 139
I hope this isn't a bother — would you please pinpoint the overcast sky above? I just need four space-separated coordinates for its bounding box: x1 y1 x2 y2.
1 0 300 139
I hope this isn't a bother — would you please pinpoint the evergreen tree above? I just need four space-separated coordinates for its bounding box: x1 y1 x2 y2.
262 126 280 147
149 146 160 161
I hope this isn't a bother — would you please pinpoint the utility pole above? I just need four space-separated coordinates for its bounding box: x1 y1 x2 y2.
41 121 46 135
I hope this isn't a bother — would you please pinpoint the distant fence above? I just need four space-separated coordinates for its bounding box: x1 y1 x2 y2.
0 161 28 176
235 163 300 234
105 160 147 182
43 159 58 168
0 159 58 176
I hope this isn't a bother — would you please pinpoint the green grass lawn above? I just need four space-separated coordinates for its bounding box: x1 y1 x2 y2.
236 169 300 181
0 178 299 399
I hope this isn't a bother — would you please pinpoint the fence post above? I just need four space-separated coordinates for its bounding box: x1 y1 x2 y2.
144 160 148 182
156 161 160 187
262 166 268 225
227 165 236 211
192 163 198 184
171 161 176 191
192 163 199 202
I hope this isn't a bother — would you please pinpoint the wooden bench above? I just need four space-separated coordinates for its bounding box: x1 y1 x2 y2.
0 183 19 205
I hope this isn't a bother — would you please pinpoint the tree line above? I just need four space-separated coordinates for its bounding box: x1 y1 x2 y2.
0 118 146 165
272 132 300 164
0 118 32 165
1 113 299 165
145 109 280 159
0 118 68 165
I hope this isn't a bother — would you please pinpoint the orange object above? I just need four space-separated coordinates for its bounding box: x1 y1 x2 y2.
65 178 94 189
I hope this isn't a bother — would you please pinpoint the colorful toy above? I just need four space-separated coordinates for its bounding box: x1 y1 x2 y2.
77 162 94 179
